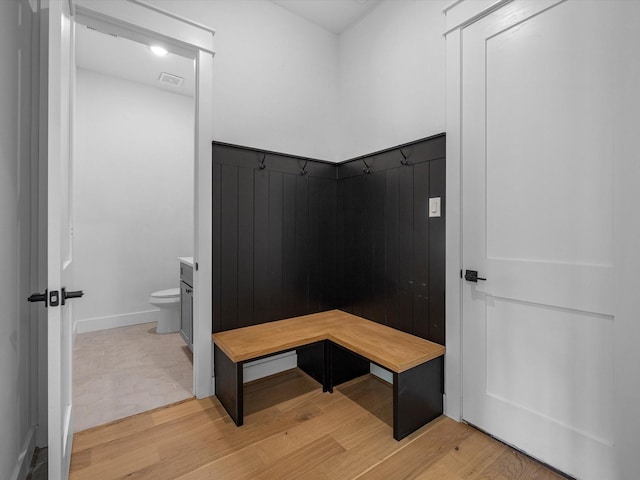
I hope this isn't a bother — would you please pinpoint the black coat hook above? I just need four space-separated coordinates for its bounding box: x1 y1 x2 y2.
400 149 409 166
362 158 371 174
300 159 308 176
258 153 266 170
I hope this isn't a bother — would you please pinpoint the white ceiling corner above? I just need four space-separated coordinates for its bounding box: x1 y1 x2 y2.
75 25 195 97
271 0 383 34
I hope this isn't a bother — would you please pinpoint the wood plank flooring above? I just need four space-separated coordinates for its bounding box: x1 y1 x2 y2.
70 369 565 480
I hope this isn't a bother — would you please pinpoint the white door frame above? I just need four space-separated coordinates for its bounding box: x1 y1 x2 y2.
442 0 547 424
70 0 215 400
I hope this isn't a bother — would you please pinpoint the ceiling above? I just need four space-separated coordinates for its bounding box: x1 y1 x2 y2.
75 25 195 97
74 1 381 96
272 0 383 34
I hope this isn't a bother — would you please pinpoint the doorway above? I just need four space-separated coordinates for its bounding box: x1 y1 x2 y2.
42 2 213 476
71 24 196 431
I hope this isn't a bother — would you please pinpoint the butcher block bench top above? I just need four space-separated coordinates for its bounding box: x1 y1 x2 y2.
212 310 445 373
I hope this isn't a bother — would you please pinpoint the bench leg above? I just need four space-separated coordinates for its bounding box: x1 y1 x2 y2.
327 342 370 393
393 356 443 441
296 341 330 392
214 344 243 426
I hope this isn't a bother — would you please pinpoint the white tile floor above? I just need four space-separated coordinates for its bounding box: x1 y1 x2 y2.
73 322 193 432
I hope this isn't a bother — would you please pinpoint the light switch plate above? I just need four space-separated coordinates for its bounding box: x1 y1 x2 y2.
429 197 441 218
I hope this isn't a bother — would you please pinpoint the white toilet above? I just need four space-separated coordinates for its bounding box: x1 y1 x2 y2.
149 288 181 334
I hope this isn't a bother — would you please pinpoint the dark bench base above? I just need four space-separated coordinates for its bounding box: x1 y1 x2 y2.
394 356 444 440
214 344 244 426
214 341 443 440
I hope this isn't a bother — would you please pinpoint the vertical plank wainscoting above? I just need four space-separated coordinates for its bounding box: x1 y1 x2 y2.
336 134 446 344
212 143 338 332
212 135 445 344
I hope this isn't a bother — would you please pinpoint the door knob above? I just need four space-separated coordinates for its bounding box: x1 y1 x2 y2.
464 270 486 282
28 290 48 307
61 287 84 305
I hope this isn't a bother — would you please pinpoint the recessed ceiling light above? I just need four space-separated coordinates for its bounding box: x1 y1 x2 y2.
150 45 168 57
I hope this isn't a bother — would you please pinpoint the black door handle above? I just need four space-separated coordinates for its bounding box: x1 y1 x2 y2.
62 288 84 305
28 289 48 307
464 270 486 283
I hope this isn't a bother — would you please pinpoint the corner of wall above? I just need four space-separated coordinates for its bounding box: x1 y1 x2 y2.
335 0 447 161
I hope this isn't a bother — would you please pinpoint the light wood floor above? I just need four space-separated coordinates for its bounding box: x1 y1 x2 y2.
70 369 565 479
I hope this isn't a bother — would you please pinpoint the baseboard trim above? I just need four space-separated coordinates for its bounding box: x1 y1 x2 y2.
370 362 393 384
210 351 298 396
11 426 36 480
76 310 159 334
243 351 297 383
210 354 388 394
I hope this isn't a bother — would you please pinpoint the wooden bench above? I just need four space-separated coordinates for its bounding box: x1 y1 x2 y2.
212 310 446 440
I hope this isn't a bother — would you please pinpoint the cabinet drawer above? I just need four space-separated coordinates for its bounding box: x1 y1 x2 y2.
180 262 193 287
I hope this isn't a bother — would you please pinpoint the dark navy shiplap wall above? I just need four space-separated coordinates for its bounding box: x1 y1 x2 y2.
212 134 445 345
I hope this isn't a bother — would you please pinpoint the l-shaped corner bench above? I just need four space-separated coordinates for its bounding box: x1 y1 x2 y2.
212 310 446 441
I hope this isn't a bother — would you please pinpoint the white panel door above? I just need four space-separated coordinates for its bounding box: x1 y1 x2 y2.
47 1 77 478
461 1 615 478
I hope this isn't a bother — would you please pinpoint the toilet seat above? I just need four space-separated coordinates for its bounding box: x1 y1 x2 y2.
150 287 180 299
149 288 180 306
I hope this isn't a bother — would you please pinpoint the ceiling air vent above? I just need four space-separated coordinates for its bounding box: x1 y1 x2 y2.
158 72 183 87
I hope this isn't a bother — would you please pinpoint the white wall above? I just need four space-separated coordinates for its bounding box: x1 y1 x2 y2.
337 0 447 160
153 0 339 161
74 69 193 331
0 0 37 478
148 1 446 163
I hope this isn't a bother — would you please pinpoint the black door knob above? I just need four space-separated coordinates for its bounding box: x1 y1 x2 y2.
62 288 84 305
464 270 486 283
28 290 48 307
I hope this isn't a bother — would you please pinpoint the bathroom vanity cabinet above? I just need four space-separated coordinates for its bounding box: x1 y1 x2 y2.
180 260 193 351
